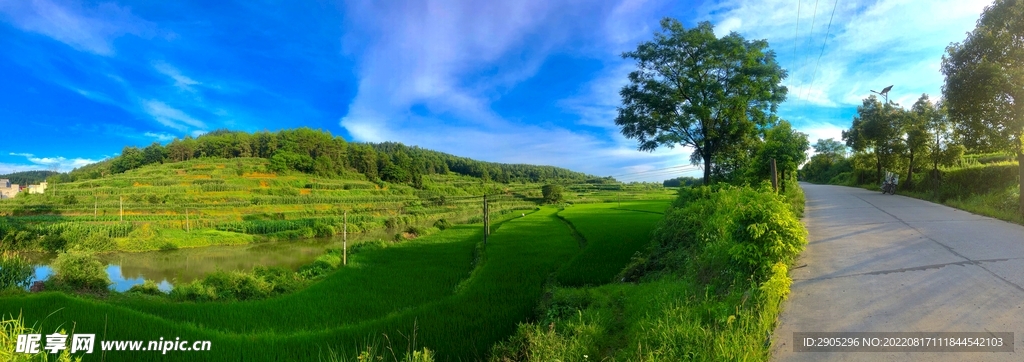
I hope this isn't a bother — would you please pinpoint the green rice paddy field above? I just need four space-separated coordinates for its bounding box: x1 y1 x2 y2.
1 199 673 361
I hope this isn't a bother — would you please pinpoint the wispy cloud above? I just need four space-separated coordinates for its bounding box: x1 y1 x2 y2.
700 0 989 108
143 132 176 142
0 0 154 56
7 152 103 172
142 100 206 132
339 0 691 180
152 61 200 92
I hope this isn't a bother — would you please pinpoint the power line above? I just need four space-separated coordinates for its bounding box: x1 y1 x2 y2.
607 164 700 178
616 168 703 181
804 0 840 100
794 0 802 66
802 0 821 79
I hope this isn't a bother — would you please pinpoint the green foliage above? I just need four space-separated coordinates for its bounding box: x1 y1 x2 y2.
433 218 451 230
615 18 787 183
541 184 564 203
1 315 82 362
0 170 58 186
622 184 806 285
493 186 804 361
128 280 164 296
0 252 33 290
662 176 702 187
750 120 810 188
50 250 110 292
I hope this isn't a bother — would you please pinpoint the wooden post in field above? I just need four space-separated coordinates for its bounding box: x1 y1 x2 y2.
483 194 489 245
94 197 97 221
185 206 190 232
119 196 123 221
770 158 778 193
343 210 347 266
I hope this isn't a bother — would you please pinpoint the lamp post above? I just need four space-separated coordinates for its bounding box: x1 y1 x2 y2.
871 85 893 104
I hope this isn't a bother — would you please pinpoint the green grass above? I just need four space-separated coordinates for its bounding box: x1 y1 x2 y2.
0 206 588 361
555 202 668 286
492 185 806 361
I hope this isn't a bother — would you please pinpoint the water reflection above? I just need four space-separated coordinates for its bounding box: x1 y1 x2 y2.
27 230 392 293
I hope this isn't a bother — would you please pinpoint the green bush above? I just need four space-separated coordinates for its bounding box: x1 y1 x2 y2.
433 218 452 230
50 250 110 292
128 279 164 295
621 184 807 286
0 252 33 290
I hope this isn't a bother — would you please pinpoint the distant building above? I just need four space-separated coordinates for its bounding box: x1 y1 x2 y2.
0 179 20 199
28 181 48 194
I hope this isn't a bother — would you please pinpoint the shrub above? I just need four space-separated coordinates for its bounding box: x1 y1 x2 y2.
128 279 164 295
50 250 110 292
542 184 564 203
433 218 452 230
0 252 33 290
620 184 807 286
40 233 68 253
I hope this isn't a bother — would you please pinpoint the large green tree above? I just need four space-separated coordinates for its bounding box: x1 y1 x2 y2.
751 120 809 191
842 96 905 183
615 18 788 184
812 138 847 166
942 0 1024 215
904 94 935 187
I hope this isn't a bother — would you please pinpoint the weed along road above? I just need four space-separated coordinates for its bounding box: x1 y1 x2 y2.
772 183 1024 361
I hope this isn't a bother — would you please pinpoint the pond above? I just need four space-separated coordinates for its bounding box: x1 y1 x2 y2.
26 230 394 292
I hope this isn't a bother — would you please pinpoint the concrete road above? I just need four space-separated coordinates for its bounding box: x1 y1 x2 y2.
772 183 1024 361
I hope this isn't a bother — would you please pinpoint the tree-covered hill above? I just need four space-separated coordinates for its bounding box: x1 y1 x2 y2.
0 170 58 185
55 128 595 186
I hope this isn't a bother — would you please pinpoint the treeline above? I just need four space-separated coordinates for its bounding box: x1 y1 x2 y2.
0 171 57 186
662 176 702 187
54 128 594 186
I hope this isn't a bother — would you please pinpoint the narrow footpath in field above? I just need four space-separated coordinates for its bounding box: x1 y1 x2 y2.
772 183 1024 361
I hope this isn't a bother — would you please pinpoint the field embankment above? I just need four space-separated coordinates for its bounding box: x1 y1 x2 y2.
491 182 807 361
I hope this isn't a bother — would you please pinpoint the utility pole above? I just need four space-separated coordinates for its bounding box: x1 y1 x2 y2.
483 194 489 245
343 210 347 266
770 158 778 193
185 206 190 232
119 195 123 222
94 197 97 221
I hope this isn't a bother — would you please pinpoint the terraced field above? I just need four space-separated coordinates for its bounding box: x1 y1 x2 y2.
1 198 673 361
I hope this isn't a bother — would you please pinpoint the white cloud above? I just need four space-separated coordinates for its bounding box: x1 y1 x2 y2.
337 0 704 181
0 0 154 56
142 100 206 131
700 0 990 108
152 61 201 92
143 132 176 142
7 152 103 172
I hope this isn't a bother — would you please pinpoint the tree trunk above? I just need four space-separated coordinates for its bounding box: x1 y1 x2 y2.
703 154 712 185
907 152 915 190
875 152 883 184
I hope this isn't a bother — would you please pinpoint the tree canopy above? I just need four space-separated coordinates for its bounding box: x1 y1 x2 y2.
942 0 1024 215
615 18 788 184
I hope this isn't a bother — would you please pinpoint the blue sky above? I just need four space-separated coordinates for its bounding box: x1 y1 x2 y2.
0 0 991 182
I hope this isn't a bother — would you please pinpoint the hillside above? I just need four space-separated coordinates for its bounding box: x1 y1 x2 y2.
0 129 646 253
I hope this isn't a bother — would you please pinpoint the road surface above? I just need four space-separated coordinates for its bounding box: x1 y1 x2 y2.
772 183 1024 361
